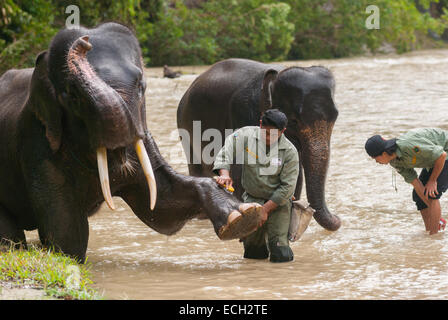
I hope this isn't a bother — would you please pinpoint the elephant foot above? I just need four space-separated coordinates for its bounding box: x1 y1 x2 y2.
218 203 263 240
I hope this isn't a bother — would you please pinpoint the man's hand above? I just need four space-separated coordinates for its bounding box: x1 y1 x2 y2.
424 151 446 199
424 179 438 199
259 206 269 226
216 169 233 189
259 200 278 227
411 178 430 205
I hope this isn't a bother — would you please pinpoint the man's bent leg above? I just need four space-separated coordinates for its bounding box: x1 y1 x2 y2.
414 187 444 234
243 225 269 259
427 199 442 235
241 193 269 259
413 168 439 233
420 208 431 231
267 203 293 263
416 196 442 234
414 162 448 234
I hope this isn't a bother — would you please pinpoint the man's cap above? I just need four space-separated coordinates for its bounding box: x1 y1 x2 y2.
365 135 396 158
261 109 288 129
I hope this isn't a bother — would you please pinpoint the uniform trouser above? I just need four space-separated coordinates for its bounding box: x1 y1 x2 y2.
242 192 293 263
412 160 448 210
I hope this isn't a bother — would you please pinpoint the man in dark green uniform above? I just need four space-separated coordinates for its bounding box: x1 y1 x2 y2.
365 128 448 235
213 109 299 262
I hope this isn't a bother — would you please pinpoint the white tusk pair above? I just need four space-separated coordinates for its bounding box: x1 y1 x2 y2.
96 139 157 211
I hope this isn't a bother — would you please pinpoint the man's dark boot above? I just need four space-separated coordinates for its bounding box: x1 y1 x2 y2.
243 242 269 259
269 243 294 263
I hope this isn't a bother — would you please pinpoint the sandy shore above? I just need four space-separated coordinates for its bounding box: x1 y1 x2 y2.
0 281 58 300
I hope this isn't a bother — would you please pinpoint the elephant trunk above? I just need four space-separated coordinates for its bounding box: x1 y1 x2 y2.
66 36 156 211
66 35 140 150
299 120 341 231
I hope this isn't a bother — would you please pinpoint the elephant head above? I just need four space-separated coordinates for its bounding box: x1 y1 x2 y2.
30 23 156 211
260 66 341 231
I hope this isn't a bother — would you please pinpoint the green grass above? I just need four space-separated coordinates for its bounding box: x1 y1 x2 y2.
0 245 103 300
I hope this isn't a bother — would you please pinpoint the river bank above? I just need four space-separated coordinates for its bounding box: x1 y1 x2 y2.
0 245 103 300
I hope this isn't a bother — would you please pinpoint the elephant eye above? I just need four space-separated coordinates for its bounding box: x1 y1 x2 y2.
139 80 146 94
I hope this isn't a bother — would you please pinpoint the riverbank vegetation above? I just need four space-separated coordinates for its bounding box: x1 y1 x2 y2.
1 0 448 73
0 245 102 300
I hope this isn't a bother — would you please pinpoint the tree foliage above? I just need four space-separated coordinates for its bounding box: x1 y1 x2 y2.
0 0 448 74
0 0 57 71
285 0 447 59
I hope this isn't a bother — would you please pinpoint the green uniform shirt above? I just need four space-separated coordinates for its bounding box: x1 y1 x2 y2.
390 128 448 183
213 126 299 206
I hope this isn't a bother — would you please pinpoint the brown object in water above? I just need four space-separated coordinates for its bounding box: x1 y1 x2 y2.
163 65 182 78
288 200 315 242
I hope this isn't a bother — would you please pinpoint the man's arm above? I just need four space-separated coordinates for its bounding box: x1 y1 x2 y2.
258 151 299 226
424 151 447 198
410 152 446 202
393 166 418 184
269 151 299 207
411 178 431 206
213 132 238 188
258 200 278 227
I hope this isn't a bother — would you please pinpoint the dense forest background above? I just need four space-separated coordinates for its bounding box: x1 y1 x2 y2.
1 0 448 74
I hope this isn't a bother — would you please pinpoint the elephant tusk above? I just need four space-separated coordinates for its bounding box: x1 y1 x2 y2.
97 147 116 210
135 139 157 210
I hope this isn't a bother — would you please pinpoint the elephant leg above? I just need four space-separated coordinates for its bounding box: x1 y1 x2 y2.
0 204 26 248
37 212 89 263
24 160 89 263
188 163 205 177
196 164 243 220
36 202 89 263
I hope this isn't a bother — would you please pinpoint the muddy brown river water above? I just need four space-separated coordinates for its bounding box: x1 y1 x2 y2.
26 49 448 299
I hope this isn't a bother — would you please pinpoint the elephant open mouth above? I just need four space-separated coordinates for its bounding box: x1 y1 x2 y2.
66 35 157 212
96 140 157 211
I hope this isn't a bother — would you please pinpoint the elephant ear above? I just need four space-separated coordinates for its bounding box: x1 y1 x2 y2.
259 69 278 115
29 50 62 153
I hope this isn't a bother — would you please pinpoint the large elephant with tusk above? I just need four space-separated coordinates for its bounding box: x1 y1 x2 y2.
0 23 263 262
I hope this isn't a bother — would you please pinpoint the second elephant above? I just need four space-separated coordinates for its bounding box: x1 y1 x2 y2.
177 58 341 231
